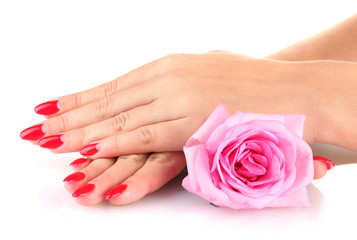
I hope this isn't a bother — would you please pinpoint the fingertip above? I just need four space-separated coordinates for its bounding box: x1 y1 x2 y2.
107 182 147 206
69 157 91 170
80 143 100 156
105 184 127 200
313 160 328 179
34 100 61 116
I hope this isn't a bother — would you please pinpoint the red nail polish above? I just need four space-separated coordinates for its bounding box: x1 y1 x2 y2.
105 184 127 200
63 172 86 183
20 124 47 141
34 100 61 115
38 134 65 149
69 157 88 167
72 183 95 198
313 156 335 170
80 143 99 156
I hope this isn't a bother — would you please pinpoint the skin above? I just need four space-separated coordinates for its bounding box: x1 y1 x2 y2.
27 14 357 206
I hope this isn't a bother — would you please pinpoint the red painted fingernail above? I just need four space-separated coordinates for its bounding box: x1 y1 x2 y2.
34 100 61 115
72 183 95 198
20 124 47 141
105 184 127 200
80 143 99 156
63 172 86 183
38 134 65 149
313 156 335 170
69 157 88 167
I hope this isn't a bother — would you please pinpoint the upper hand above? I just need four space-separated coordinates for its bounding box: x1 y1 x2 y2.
22 52 315 158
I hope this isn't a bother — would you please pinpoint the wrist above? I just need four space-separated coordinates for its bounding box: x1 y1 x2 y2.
272 61 318 144
298 60 357 150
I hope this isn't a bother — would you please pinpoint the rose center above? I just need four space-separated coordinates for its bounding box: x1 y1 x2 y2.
232 150 267 182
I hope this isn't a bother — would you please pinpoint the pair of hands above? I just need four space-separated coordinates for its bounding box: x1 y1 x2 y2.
22 52 330 205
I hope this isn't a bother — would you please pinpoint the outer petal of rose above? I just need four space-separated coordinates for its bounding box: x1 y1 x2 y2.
182 146 232 205
185 104 230 148
266 187 310 208
206 124 228 156
182 144 202 192
219 183 278 209
226 112 305 138
282 136 314 196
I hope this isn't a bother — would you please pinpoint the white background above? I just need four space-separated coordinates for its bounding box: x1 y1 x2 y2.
1 0 357 239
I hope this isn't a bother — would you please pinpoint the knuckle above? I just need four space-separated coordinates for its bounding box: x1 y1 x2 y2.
148 153 171 165
73 94 82 109
94 96 112 120
57 115 69 132
159 53 183 71
101 80 118 97
137 127 155 145
148 153 183 180
112 112 130 132
76 128 87 145
120 154 146 165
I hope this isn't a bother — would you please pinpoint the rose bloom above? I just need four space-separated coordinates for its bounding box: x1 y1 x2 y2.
182 104 314 209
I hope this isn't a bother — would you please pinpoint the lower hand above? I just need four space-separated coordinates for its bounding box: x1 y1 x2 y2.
64 152 331 206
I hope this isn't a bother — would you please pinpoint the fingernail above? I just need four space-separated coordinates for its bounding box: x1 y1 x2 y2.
80 143 99 156
34 100 61 115
63 172 86 183
72 183 95 198
69 157 88 167
38 134 65 149
105 184 127 200
20 124 47 141
313 156 335 170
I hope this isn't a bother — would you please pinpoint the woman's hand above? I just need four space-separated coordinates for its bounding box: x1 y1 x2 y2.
21 52 317 158
64 152 186 206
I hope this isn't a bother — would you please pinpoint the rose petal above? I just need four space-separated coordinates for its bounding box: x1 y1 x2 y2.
282 136 313 196
219 182 279 209
245 141 263 154
182 144 203 192
266 187 310 208
183 146 232 205
185 104 230 147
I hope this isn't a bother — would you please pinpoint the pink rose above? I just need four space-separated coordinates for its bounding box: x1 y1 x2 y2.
182 104 314 209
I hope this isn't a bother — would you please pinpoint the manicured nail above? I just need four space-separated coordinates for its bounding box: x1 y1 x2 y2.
80 143 99 156
63 172 86 183
72 183 95 198
105 184 127 200
34 100 61 115
69 157 88 167
313 156 335 170
20 124 47 141
38 134 65 149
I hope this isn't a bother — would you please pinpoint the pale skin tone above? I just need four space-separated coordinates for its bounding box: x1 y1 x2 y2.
25 14 357 206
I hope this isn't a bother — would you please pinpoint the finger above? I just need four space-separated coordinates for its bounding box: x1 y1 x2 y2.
106 152 186 205
313 160 328 179
48 99 185 153
41 80 158 136
80 118 192 158
71 154 148 206
63 157 116 193
313 156 335 179
69 157 92 171
38 57 165 117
